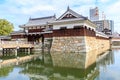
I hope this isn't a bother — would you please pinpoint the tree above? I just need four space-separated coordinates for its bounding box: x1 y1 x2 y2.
0 19 14 35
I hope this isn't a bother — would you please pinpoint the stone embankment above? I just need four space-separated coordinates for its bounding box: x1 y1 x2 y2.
50 35 110 69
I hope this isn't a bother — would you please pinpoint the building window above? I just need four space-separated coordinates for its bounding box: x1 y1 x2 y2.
60 27 67 30
74 26 81 29
32 26 36 29
28 27 32 29
41 26 45 28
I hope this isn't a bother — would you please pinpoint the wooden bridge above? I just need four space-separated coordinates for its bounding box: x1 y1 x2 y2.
0 41 33 49
0 41 35 56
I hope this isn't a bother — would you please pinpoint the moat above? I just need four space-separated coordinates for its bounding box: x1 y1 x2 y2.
0 49 119 80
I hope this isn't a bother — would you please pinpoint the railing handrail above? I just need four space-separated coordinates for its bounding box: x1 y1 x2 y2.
0 41 34 44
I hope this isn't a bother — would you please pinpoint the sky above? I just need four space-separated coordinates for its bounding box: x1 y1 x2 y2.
0 0 120 33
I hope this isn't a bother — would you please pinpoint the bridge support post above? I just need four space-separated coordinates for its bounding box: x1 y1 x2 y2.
28 48 30 55
0 47 3 56
15 49 17 57
3 49 6 56
25 48 27 54
15 47 19 57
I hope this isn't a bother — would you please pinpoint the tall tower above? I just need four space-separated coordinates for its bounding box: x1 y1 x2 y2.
90 7 99 21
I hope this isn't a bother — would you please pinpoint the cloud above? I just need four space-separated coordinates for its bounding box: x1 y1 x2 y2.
0 0 119 33
100 0 109 3
102 0 120 32
106 1 120 16
21 5 55 15
0 0 96 16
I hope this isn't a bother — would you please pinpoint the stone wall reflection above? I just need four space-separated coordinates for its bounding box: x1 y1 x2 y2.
51 52 86 69
51 50 100 69
97 50 114 68
20 59 99 80
20 50 114 80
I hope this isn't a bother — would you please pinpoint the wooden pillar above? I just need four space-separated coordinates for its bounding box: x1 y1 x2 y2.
15 47 19 57
3 48 4 56
9 48 11 56
12 48 14 56
28 48 30 55
4 48 6 56
25 48 27 54
0 47 3 56
6 48 8 56
15 48 17 57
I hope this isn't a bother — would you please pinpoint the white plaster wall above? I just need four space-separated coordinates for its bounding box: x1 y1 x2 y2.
53 23 84 30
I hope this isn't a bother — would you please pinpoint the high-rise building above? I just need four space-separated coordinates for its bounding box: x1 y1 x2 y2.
90 7 99 21
89 6 114 35
93 20 114 34
110 20 114 34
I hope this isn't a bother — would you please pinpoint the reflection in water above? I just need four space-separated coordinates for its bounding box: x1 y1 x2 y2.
19 52 99 80
51 50 98 69
0 50 116 80
20 59 98 80
97 50 114 68
0 66 13 77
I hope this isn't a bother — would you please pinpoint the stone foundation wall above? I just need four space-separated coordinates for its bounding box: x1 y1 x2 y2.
51 36 86 53
50 29 110 69
51 36 110 54
85 36 110 55
96 37 110 55
85 36 97 52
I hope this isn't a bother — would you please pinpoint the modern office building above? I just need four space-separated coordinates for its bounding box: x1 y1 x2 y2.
89 7 114 35
93 20 114 34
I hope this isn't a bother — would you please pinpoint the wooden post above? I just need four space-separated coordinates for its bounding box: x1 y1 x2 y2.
4 49 6 56
3 48 4 56
15 48 17 57
28 48 30 55
15 47 19 57
25 48 27 54
6 48 9 56
8 48 10 56
0 47 3 56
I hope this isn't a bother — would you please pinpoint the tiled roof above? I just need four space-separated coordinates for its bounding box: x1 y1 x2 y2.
24 16 56 26
0 36 11 39
57 7 87 20
10 30 26 35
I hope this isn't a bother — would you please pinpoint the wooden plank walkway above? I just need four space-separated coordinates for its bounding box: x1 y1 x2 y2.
0 41 33 49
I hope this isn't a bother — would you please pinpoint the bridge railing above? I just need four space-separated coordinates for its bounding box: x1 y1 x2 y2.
0 41 34 44
0 41 34 48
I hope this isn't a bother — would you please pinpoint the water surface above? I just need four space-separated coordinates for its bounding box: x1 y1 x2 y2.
0 49 120 80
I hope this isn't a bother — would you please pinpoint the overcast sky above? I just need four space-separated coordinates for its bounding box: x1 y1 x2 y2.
0 0 119 33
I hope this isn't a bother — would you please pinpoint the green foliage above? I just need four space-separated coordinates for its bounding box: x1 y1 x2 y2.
0 19 14 35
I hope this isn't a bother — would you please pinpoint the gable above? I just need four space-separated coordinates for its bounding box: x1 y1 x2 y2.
61 13 77 19
57 7 85 20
